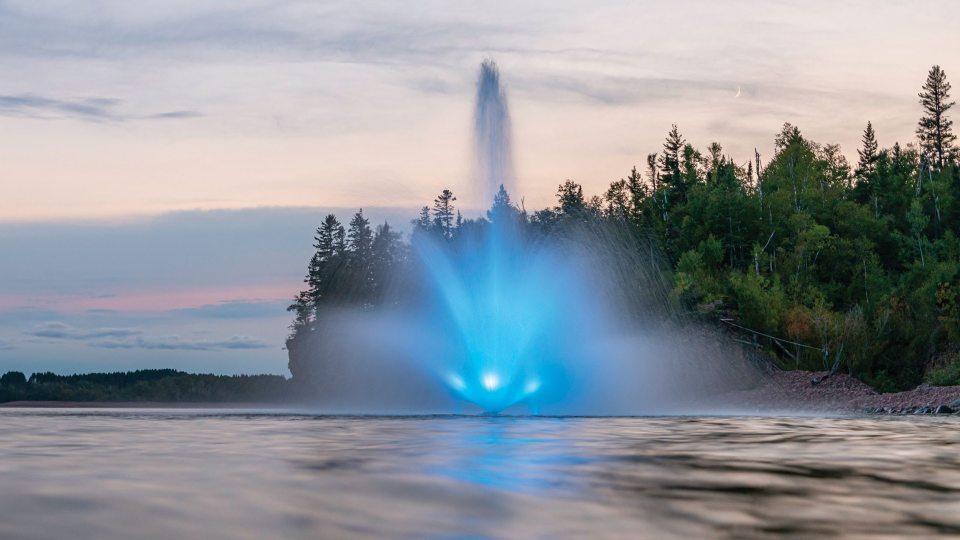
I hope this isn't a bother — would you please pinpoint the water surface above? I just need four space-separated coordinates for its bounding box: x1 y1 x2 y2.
1 410 959 539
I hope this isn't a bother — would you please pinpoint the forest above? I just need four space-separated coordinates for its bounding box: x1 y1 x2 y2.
288 65 960 393
0 369 292 403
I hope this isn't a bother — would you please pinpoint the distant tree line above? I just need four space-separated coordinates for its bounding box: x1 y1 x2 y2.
0 369 292 403
289 65 960 392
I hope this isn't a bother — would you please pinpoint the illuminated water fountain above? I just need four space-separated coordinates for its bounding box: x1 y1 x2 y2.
289 61 753 415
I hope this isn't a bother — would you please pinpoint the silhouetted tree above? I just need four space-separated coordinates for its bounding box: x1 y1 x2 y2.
306 214 347 304
557 180 586 214
370 221 404 302
314 214 346 261
917 65 956 168
411 206 432 237
432 190 457 238
658 125 686 203
348 210 374 264
0 371 26 388
487 184 520 224
0 370 291 403
604 179 629 218
856 121 879 181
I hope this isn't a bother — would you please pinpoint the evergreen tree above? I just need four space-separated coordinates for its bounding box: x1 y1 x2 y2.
917 65 956 168
604 179 629 219
856 121 879 181
306 214 347 303
557 180 585 214
0 371 26 388
773 123 803 152
658 125 685 201
286 291 313 335
370 221 403 301
625 166 646 213
487 184 517 223
645 153 659 190
411 206 432 236
314 214 345 262
432 189 457 238
707 142 724 182
371 222 401 267
348 209 374 265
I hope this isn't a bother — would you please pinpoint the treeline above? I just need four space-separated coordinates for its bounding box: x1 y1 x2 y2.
290 65 960 392
0 369 292 403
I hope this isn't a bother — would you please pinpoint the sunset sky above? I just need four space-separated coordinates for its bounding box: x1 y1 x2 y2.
2 0 958 375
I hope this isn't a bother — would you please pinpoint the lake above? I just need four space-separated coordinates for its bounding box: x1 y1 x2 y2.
1 410 959 539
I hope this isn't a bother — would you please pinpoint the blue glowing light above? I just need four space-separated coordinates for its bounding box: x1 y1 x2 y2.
413 211 596 413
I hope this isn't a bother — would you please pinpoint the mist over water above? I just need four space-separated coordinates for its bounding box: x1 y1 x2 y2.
291 61 757 415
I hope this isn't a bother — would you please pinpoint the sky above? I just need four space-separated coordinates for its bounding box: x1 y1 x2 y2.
1 0 958 375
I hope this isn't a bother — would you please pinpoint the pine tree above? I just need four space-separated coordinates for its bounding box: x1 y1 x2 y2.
286 291 313 335
333 220 346 255
304 214 347 305
917 65 956 168
604 179 629 218
347 209 373 266
371 222 401 268
412 206 432 235
856 121 879 181
707 142 724 183
370 221 403 301
645 153 659 190
658 125 685 194
314 214 345 262
774 123 803 152
432 189 457 237
625 165 645 212
557 180 585 214
487 184 515 223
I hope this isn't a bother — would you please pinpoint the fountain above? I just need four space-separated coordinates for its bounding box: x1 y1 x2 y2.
286 60 756 415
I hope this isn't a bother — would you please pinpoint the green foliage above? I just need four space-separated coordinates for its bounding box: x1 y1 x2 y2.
917 65 957 168
865 370 900 394
0 370 292 403
925 355 960 387
699 235 724 270
0 371 27 388
728 272 787 336
287 66 960 392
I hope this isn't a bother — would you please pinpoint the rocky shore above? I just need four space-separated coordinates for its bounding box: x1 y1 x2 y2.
722 370 960 415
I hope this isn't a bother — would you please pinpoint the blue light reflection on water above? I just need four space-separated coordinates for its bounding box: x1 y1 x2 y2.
425 418 593 494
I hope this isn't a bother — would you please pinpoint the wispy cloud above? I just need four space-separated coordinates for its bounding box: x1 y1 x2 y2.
0 338 15 350
0 94 202 122
91 335 271 351
147 111 204 119
0 94 120 120
27 321 142 340
0 1 523 64
25 321 271 351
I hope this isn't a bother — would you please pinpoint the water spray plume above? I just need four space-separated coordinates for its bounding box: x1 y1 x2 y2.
474 60 514 201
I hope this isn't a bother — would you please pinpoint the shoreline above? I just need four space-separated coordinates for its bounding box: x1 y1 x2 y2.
2 371 959 415
0 401 292 409
720 370 960 414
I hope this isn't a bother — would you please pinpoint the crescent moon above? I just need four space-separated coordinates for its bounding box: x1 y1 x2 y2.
735 85 741 98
